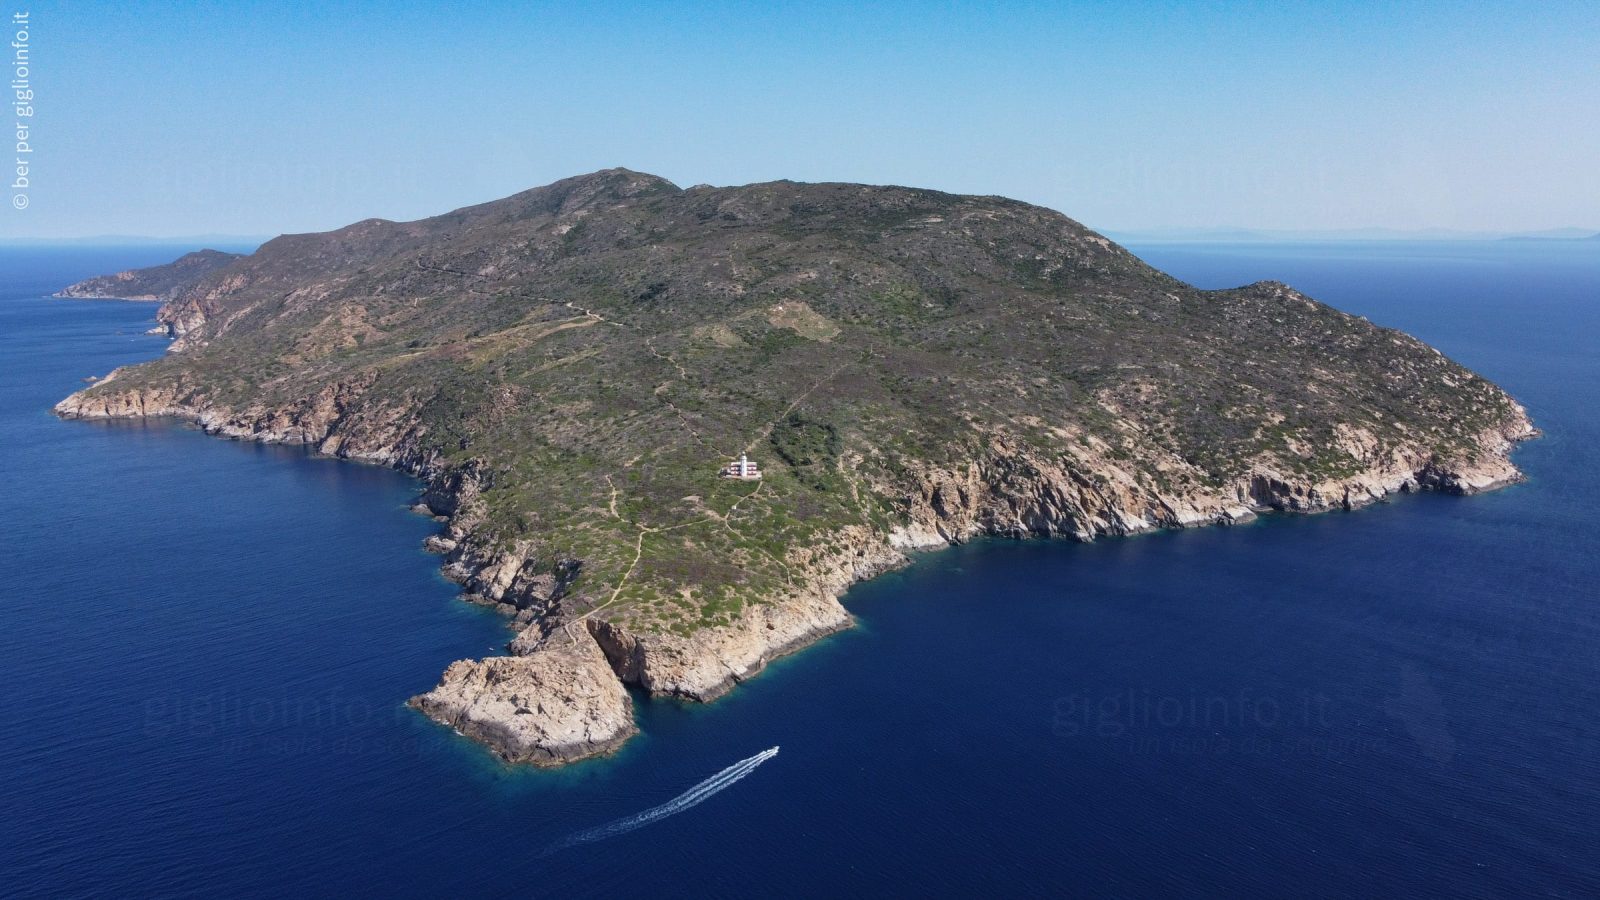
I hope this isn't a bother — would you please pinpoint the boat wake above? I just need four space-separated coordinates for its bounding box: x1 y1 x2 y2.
545 746 780 854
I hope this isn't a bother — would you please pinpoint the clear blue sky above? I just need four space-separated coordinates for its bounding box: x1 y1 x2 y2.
7 0 1598 238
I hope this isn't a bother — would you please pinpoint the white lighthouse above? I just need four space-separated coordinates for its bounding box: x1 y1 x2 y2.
720 453 762 480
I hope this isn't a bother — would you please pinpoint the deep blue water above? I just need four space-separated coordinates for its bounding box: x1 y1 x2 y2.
4 240 1598 897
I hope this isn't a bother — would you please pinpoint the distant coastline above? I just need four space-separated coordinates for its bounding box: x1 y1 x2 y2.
1106 227 1600 244
2 235 269 248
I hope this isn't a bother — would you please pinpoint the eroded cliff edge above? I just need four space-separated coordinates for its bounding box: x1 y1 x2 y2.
53 169 1535 765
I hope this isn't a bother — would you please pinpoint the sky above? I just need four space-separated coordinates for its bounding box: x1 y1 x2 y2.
4 0 1598 239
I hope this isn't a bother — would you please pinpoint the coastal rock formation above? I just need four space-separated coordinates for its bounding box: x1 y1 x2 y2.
891 420 1534 547
408 635 636 765
582 586 853 701
53 169 1535 765
54 249 242 302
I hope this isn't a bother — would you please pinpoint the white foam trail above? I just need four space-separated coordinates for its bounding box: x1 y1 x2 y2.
547 747 779 853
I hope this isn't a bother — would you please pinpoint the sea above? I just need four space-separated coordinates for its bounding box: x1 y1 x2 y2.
3 239 1597 897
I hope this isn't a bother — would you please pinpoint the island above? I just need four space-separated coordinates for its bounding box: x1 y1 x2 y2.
54 169 1534 766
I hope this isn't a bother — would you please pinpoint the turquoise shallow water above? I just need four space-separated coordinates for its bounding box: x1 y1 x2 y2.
3 240 1598 896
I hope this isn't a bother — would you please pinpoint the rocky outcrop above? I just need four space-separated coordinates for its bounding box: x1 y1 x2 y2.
408 634 636 766
52 376 190 418
891 414 1537 549
53 372 432 471
583 590 852 701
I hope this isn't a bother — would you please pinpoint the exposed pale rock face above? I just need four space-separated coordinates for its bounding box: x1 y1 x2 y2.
585 590 852 700
54 374 431 470
889 416 1537 549
407 634 636 766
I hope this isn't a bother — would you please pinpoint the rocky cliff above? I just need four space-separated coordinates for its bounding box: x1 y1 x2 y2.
54 169 1534 765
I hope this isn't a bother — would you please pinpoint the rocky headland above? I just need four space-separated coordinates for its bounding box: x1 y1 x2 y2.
54 169 1534 765
54 249 244 302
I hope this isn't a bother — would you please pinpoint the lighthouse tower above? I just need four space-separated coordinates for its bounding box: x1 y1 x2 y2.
720 453 762 480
